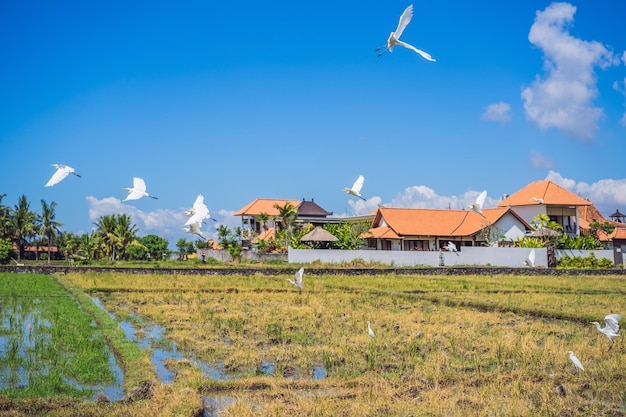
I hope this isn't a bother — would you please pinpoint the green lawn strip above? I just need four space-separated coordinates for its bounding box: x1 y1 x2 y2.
0 274 116 398
52 274 155 391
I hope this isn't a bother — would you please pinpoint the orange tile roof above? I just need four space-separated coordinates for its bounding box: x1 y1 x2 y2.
234 198 302 216
361 226 400 239
614 228 626 239
253 228 275 242
498 180 591 207
372 207 530 238
577 205 626 241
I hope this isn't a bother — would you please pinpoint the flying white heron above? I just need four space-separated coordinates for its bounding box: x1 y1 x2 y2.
368 321 375 338
568 351 584 374
123 177 158 201
590 314 621 349
45 164 81 187
344 175 366 200
182 222 206 240
376 4 435 62
525 248 536 267
185 194 215 226
445 241 459 256
286 267 304 292
468 190 487 216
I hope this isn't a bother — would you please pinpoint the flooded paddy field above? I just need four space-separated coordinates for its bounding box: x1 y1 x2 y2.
1 270 626 416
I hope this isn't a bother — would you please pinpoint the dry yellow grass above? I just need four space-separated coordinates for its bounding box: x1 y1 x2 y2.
57 271 626 416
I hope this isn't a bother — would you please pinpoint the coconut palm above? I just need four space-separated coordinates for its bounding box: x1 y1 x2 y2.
273 202 298 247
94 214 121 261
10 195 36 261
114 214 139 260
39 199 63 263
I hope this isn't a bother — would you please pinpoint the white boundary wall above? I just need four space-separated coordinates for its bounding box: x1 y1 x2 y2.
288 247 551 267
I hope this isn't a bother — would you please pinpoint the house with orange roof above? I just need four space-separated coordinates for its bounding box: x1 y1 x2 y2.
362 206 532 251
234 198 336 245
497 180 591 235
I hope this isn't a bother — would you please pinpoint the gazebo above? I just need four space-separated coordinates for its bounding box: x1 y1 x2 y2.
300 226 338 249
610 209 626 223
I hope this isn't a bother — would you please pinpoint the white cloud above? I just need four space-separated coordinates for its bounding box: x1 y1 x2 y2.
521 2 620 141
622 51 626 65
546 170 626 210
388 185 496 211
529 150 555 169
482 102 512 123
613 78 626 126
85 196 238 246
347 196 382 216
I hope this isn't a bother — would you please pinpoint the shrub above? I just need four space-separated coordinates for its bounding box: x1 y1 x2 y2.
557 252 614 269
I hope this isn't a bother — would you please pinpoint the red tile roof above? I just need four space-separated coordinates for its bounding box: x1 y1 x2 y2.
498 180 591 207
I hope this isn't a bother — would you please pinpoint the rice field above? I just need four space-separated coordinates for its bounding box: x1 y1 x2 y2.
1 270 626 416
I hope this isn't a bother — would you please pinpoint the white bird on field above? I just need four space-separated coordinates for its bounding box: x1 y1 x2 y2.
45 164 81 187
468 190 487 216
184 194 215 226
445 241 459 256
344 175 366 200
123 177 158 201
568 351 584 374
525 248 536 267
182 222 206 240
286 267 304 292
368 321 375 338
376 4 435 62
591 314 621 349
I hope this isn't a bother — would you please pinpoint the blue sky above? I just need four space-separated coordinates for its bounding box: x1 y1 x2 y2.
1 1 625 247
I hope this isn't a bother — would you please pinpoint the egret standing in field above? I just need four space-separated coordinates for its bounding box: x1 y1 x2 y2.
287 267 304 292
376 4 435 62
368 321 375 338
344 175 366 200
590 314 621 349
123 177 158 201
45 164 81 187
568 351 584 374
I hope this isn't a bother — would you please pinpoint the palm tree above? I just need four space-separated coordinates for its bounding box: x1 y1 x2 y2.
10 195 36 261
0 194 12 239
94 214 120 261
39 200 63 263
273 202 298 247
255 212 271 231
114 214 139 260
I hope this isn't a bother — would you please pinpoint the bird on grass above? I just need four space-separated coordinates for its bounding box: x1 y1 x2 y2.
368 321 375 338
525 248 536 267
45 164 81 187
468 190 487 216
590 314 621 349
123 177 158 201
445 241 459 256
568 351 584 374
287 267 304 292
343 175 366 200
376 4 435 62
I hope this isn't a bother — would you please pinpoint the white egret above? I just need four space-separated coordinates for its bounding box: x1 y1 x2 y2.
182 222 206 240
344 175 366 200
445 241 459 256
368 321 375 338
525 248 536 267
376 4 436 62
286 267 304 292
123 177 158 201
568 351 584 374
45 164 81 187
530 197 544 204
468 190 487 216
591 314 621 348
185 194 215 226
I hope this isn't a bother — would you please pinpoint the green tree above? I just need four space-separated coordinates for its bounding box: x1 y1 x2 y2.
138 234 169 260
0 237 17 264
39 199 63 263
588 220 615 240
175 238 194 260
94 214 119 261
217 225 242 261
114 214 139 260
10 195 36 261
273 202 298 248
0 194 12 240
255 212 271 231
